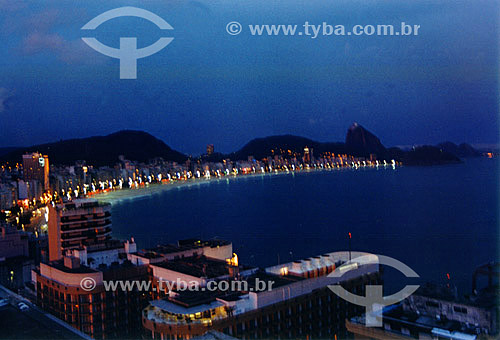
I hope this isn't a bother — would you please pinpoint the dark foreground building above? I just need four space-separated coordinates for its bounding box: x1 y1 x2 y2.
346 267 499 340
33 240 148 339
141 251 381 340
33 238 236 339
33 221 382 340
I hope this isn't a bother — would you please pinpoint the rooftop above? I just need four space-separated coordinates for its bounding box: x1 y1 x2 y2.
350 303 488 339
154 256 234 279
57 199 110 211
173 289 248 308
247 270 304 290
384 305 467 332
135 250 165 259
148 270 304 315
133 239 231 260
48 260 98 274
153 239 231 255
46 257 139 274
151 298 224 315
414 282 499 308
415 282 458 302
79 239 125 253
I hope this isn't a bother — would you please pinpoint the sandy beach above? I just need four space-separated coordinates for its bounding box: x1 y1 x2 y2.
91 165 392 205
92 171 293 205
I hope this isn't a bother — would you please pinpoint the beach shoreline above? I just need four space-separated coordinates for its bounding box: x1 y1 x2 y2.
91 165 396 205
92 170 296 205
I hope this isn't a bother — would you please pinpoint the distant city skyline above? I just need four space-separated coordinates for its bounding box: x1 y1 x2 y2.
0 126 497 157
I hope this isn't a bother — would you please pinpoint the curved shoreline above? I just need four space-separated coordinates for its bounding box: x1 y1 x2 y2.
92 171 296 205
91 165 397 205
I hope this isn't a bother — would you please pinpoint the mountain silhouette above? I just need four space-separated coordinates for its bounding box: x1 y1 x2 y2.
0 130 187 167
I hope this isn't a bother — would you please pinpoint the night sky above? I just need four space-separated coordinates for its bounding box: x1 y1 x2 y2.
0 0 498 155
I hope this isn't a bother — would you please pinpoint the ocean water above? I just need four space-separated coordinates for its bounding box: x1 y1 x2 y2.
110 158 498 295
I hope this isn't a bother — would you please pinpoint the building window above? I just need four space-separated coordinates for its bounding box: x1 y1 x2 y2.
425 301 439 308
453 306 468 314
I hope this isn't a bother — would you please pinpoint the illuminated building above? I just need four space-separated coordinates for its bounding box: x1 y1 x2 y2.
48 199 112 262
34 235 382 340
142 251 381 339
303 147 311 164
33 238 147 339
207 144 215 156
22 152 50 191
33 238 233 339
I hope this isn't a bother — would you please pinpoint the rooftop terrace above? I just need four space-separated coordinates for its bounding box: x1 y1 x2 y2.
154 256 234 279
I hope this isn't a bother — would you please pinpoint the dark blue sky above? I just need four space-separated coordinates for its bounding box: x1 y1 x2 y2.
0 0 498 155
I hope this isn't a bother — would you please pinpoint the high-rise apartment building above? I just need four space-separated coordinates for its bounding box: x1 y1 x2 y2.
303 147 311 164
48 199 112 261
33 239 146 339
207 144 215 155
22 152 50 191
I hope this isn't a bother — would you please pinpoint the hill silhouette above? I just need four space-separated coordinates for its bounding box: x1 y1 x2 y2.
0 130 187 167
0 125 466 166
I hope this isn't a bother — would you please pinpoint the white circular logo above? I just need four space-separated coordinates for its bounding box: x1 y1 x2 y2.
328 254 420 327
80 277 97 291
81 7 174 79
226 21 242 35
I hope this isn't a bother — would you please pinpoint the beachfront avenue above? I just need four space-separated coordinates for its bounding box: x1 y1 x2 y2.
4 151 398 213
2 148 399 237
